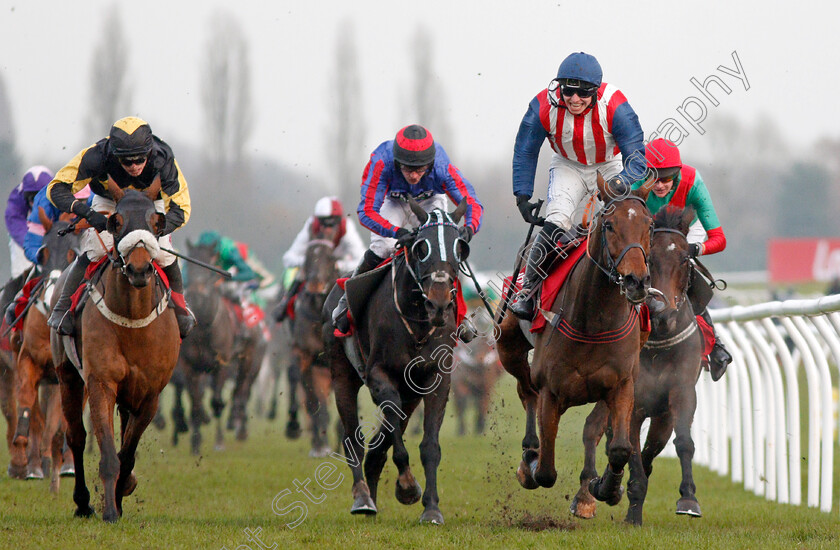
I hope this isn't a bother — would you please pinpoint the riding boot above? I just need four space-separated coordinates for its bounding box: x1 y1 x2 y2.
509 223 576 320
162 262 197 339
273 279 304 323
700 308 732 381
332 250 384 334
47 255 91 336
0 270 29 326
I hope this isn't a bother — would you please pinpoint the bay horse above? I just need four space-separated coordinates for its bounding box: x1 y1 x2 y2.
451 334 503 436
52 180 180 522
9 211 81 488
292 238 339 457
172 239 236 454
325 198 469 524
572 205 703 525
496 174 652 512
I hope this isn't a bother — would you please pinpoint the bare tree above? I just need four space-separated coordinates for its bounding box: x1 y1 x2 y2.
331 19 366 206
407 26 452 146
201 10 253 172
0 70 21 185
86 4 130 137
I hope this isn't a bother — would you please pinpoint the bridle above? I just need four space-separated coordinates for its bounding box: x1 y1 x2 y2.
586 194 652 289
400 211 466 304
650 227 692 313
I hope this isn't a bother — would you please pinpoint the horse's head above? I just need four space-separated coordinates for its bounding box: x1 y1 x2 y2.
404 197 470 327
37 208 82 278
106 177 165 288
302 240 339 296
184 240 222 322
591 173 654 303
647 206 695 333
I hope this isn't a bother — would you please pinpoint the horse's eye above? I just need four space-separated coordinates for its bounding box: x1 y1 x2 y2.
604 221 614 232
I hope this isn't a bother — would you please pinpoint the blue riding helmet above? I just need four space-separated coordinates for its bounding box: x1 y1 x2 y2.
556 52 603 88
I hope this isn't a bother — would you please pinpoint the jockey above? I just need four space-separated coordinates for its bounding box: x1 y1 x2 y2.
634 138 733 380
1 166 54 325
45 116 196 338
331 124 484 335
509 52 647 319
273 196 366 323
194 230 275 304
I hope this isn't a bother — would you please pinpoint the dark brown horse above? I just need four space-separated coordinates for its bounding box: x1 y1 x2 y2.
572 205 703 525
53 181 181 522
172 240 236 454
325 199 469 524
292 238 339 457
496 174 652 512
9 211 81 488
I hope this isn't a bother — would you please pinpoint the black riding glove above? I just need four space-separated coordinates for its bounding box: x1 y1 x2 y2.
71 200 108 232
395 228 414 248
689 243 702 259
458 226 474 243
515 194 545 226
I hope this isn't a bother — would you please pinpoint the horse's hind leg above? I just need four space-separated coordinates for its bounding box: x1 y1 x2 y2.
640 413 673 478
57 365 93 517
311 365 333 456
496 312 539 487
572 401 609 519
42 384 64 494
88 376 121 522
672 387 701 517
186 369 206 455
418 377 450 524
624 412 648 526
114 399 157 518
589 377 634 507
285 354 302 439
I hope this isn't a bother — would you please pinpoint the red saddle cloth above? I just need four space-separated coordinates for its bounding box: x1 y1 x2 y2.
695 313 716 357
11 276 44 331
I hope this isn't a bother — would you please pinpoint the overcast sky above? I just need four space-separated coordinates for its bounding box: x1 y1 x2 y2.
0 0 835 186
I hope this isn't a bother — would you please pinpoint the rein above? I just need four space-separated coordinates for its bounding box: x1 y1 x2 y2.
88 266 171 329
586 194 650 287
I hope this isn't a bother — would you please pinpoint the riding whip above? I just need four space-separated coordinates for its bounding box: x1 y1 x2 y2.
459 259 495 320
160 247 233 279
495 199 544 324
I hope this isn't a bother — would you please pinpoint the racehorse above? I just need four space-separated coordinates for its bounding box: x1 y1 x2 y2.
571 205 703 525
9 211 81 488
53 180 181 522
291 237 339 457
496 174 652 513
325 198 469 524
451 334 503 435
173 240 236 454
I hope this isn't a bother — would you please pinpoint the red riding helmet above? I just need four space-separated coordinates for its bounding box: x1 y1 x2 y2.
645 138 682 180
393 125 436 167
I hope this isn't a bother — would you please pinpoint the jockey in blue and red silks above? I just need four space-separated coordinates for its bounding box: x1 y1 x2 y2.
509 51 649 320
1 166 54 323
331 124 484 335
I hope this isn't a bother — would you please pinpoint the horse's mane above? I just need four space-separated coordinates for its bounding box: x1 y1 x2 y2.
653 205 694 235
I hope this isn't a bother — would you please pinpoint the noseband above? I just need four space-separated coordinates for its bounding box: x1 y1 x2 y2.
587 195 651 286
650 227 692 312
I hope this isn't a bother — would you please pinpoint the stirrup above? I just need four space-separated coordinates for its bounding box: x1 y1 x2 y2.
48 308 75 336
509 292 536 320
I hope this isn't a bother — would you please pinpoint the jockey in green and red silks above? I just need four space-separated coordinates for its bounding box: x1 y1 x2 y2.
633 137 732 381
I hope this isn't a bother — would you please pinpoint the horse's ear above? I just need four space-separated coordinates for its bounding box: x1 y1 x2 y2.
152 212 166 237
144 175 162 201
632 170 656 202
407 195 429 226
680 206 696 235
107 212 122 235
596 171 608 201
451 198 468 224
36 246 48 266
106 176 126 203
38 206 52 233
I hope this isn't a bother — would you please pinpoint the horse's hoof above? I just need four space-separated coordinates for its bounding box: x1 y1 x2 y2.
395 478 422 505
419 508 444 525
516 460 539 490
570 497 596 519
121 472 138 497
351 493 377 515
235 427 248 441
102 510 120 523
41 456 52 473
676 498 702 517
74 506 95 518
624 509 643 526
59 463 76 477
285 420 302 440
8 463 27 480
308 446 332 458
588 477 625 506
26 465 45 480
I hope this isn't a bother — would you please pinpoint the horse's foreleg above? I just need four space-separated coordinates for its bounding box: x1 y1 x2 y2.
0 362 16 452
572 400 609 519
496 314 539 458
624 411 648 526
532 387 562 488
311 365 333 456
231 339 263 441
589 377 634 506
672 385 701 517
10 352 40 478
115 398 157 517
42 384 64 494
88 377 120 522
186 370 206 455
170 370 188 446
331 354 372 514
285 355 302 439
211 367 227 451
57 365 92 518
418 378 449 524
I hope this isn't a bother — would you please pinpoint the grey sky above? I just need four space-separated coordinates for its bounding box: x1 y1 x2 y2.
0 0 835 186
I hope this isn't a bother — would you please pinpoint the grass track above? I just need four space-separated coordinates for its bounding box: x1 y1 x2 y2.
1 377 838 549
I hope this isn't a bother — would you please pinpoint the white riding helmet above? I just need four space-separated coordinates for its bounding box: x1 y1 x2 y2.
313 196 343 218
